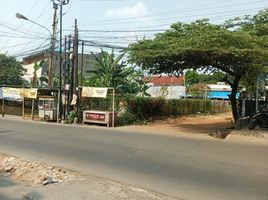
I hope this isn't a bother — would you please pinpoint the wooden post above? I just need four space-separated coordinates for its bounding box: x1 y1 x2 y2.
31 99 35 120
22 97 25 119
1 98 4 117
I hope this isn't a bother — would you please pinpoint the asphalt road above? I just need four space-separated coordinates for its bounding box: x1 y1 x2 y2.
0 118 267 200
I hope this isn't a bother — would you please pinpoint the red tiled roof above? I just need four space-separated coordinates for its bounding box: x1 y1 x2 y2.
148 76 184 86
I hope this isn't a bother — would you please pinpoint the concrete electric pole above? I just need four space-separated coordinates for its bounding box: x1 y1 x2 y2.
48 3 58 87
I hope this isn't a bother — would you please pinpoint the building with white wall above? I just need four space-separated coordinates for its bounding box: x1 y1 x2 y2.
146 76 186 99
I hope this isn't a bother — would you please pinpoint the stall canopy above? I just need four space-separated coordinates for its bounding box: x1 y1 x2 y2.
0 87 38 101
0 87 23 101
20 88 38 99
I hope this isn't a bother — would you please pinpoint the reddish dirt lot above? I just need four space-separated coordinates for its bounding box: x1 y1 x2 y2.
154 112 233 134
118 112 268 143
122 112 233 135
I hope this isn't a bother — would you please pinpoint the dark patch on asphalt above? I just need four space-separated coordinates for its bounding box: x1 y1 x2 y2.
0 174 43 200
0 175 17 187
0 194 21 200
0 130 14 136
22 191 43 200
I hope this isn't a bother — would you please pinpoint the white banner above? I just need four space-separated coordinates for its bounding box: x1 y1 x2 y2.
0 87 23 101
82 87 108 98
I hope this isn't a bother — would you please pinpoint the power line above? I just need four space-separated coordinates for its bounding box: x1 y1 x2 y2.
75 29 167 33
73 0 266 26
74 7 265 32
0 22 46 37
10 1 53 55
82 39 125 49
12 38 51 58
77 6 267 28
0 0 42 51
72 0 129 1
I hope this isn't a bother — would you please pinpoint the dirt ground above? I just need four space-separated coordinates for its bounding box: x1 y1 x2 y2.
148 112 233 133
118 112 268 143
119 112 233 134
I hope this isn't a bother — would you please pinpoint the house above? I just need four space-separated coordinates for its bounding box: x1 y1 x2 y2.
23 51 49 83
146 76 186 99
22 50 96 85
207 82 239 99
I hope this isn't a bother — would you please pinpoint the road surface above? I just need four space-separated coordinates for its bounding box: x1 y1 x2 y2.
0 118 267 200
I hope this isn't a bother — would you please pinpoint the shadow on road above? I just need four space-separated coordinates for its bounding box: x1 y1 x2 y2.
0 175 43 200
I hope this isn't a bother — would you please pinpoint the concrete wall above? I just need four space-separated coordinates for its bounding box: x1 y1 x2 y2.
146 85 186 99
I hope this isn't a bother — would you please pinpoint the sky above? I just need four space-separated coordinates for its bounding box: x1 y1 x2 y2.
0 0 267 59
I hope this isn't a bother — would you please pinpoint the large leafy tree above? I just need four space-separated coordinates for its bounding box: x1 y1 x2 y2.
0 54 25 86
127 11 268 122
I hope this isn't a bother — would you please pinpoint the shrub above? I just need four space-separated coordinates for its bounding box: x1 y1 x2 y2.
121 97 228 124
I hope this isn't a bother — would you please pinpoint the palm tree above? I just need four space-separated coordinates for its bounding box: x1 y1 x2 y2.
88 50 133 94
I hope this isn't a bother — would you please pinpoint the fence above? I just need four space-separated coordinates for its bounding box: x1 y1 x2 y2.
80 97 230 125
2 96 230 125
0 99 38 117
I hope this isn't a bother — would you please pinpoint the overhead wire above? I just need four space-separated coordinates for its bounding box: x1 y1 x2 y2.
76 5 267 28
6 0 266 59
13 37 51 58
72 0 266 26
10 1 52 56
0 0 41 52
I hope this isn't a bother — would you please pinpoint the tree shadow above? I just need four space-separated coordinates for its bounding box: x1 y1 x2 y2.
22 191 43 200
172 121 232 134
0 194 20 200
0 176 17 188
0 175 43 200
0 130 13 133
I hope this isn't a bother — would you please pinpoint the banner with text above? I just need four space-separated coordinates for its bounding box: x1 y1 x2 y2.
0 87 23 101
20 88 38 99
82 87 108 98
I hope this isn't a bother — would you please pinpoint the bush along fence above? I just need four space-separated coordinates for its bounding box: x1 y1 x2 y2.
80 96 230 125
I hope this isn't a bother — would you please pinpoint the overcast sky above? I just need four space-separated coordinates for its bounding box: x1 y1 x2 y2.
0 0 266 59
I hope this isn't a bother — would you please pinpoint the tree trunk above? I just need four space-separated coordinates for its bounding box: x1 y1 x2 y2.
229 77 240 122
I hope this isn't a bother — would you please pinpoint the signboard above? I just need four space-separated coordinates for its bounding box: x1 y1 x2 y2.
82 87 108 98
71 94 77 105
85 112 105 121
0 87 23 101
20 88 38 99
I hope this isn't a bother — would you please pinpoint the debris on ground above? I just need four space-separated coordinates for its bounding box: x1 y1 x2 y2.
0 153 75 186
0 153 181 199
208 129 232 139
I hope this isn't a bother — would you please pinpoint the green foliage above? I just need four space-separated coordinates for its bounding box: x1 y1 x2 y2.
120 97 228 124
185 70 225 86
31 60 45 87
117 112 136 126
128 19 267 77
187 83 209 98
85 49 136 94
65 111 76 124
0 54 25 86
127 10 268 121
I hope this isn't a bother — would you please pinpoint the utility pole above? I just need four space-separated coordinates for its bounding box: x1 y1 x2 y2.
80 40 84 86
68 35 73 113
63 35 67 119
53 0 69 123
48 3 58 87
68 19 79 119
73 19 79 91
256 76 259 112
